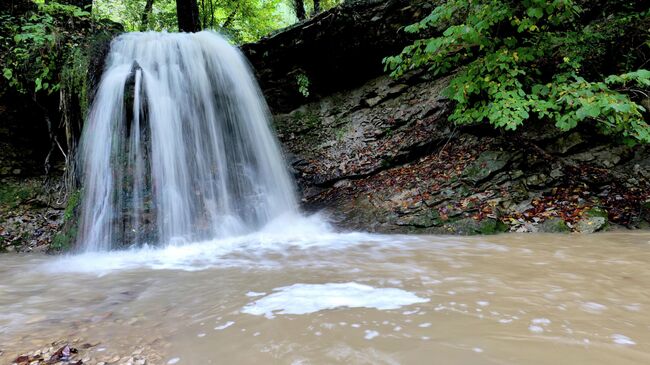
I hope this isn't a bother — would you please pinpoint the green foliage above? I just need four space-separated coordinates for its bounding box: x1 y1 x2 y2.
63 189 81 221
296 72 310 97
93 0 344 43
384 0 650 143
94 0 177 32
200 0 287 43
51 226 77 251
93 0 300 43
0 183 35 209
51 189 82 252
0 1 99 96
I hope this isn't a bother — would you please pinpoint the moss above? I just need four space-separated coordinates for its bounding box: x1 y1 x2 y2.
61 47 91 117
538 217 570 233
0 182 38 208
51 226 77 252
50 189 82 252
335 126 347 141
443 217 508 235
291 108 321 130
576 207 609 233
63 189 81 221
476 218 509 234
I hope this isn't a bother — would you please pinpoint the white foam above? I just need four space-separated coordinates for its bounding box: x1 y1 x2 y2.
531 318 551 325
364 330 379 340
612 334 636 346
581 302 607 313
246 291 266 297
40 215 399 274
240 282 429 318
214 321 235 330
528 325 544 333
167 358 180 365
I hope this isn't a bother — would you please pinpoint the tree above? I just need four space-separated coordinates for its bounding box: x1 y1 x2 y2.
293 0 305 20
176 0 200 32
141 0 155 31
384 0 650 143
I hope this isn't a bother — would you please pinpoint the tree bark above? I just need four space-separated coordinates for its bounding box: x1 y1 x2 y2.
313 0 320 14
293 0 306 21
140 0 155 31
176 0 200 32
222 6 238 29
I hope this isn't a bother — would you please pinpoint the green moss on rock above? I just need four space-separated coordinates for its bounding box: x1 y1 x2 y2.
576 207 609 233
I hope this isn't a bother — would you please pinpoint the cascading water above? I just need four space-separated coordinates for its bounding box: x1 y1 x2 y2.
76 31 298 251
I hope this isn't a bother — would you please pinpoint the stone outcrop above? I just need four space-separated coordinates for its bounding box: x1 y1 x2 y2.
272 70 650 233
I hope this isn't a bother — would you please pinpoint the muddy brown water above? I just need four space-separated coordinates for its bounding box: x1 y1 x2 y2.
1 232 649 364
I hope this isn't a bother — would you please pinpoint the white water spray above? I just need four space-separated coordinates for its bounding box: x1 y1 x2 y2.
77 31 298 251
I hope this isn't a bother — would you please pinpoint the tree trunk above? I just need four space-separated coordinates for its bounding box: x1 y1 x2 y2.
222 6 238 29
176 0 200 32
140 0 155 31
313 0 320 14
293 0 306 21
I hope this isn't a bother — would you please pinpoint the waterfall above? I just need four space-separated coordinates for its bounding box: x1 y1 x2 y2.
76 31 298 251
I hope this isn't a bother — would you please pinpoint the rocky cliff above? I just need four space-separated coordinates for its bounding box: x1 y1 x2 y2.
244 0 650 234
273 71 650 234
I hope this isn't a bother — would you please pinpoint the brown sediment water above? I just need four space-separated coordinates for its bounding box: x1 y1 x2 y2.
1 232 649 364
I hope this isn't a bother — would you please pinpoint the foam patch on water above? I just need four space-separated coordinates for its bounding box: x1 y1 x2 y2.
40 214 404 274
612 334 636 346
240 282 429 318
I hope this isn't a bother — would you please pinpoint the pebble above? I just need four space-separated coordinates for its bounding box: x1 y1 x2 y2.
5 337 161 365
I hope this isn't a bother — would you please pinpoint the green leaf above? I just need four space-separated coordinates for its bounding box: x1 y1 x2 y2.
2 68 12 80
527 7 544 19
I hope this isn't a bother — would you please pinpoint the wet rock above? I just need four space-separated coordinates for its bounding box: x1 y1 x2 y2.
569 146 629 168
525 173 550 188
576 207 609 233
546 132 584 154
444 217 508 235
538 217 570 233
461 151 513 186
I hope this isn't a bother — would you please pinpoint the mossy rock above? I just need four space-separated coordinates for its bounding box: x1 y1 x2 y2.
576 207 609 233
396 210 443 228
538 217 570 233
443 217 508 235
49 189 82 253
0 181 42 209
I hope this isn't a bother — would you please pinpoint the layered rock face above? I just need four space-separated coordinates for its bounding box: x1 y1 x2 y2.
273 71 650 233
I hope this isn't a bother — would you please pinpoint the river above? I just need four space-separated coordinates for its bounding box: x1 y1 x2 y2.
1 228 649 364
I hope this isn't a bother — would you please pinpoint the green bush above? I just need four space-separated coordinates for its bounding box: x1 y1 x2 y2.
384 0 649 143
0 1 106 96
